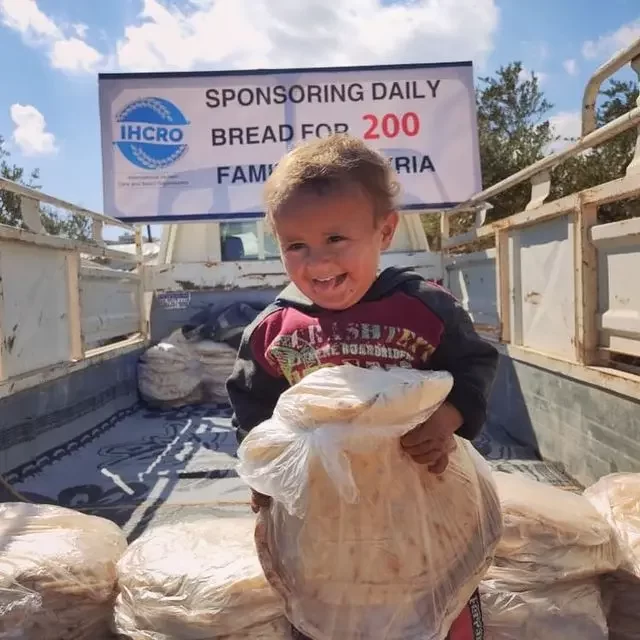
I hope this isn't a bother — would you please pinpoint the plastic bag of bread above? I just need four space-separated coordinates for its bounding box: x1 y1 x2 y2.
0 501 127 640
137 329 203 406
192 339 238 399
481 578 608 640
137 329 237 408
113 517 284 639
584 472 640 578
237 364 503 640
600 571 640 640
489 471 619 587
220 616 292 639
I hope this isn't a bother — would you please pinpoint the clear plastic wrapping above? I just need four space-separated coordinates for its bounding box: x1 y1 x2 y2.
489 471 619 587
137 329 238 408
480 578 608 640
0 501 128 640
220 616 292 639
600 571 640 640
584 472 640 579
113 517 285 639
237 364 503 640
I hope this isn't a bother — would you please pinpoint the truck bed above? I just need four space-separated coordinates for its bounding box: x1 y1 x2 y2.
1 398 254 541
0 387 583 542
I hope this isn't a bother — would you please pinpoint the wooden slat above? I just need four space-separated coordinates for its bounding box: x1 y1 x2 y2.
574 201 599 364
66 252 84 361
0 224 138 262
495 230 511 344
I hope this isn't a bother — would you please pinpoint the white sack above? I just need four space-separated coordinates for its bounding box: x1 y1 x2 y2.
0 502 127 640
113 517 284 639
238 364 503 640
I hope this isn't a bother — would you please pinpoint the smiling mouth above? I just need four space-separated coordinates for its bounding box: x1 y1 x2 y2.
312 274 348 289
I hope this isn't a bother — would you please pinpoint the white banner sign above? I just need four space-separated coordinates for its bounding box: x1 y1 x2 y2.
99 63 481 222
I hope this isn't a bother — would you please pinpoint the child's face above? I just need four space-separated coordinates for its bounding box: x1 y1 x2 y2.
273 186 398 310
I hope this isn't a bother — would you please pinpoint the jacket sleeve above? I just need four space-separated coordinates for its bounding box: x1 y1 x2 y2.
225 318 288 445
408 281 499 440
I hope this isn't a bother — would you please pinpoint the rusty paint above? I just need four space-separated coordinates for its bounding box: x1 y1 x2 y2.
4 335 15 352
175 280 199 290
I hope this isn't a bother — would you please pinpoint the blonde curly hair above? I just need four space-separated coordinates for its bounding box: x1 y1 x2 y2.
264 134 400 222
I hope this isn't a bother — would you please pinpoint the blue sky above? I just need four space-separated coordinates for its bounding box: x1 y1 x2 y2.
0 0 638 240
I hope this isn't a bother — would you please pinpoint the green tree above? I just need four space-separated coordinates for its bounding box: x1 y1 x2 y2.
0 135 40 228
0 135 91 239
476 61 554 222
422 62 555 248
423 63 640 249
552 79 639 222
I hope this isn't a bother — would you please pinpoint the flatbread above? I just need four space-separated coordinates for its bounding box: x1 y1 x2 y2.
0 502 127 640
584 473 640 579
481 578 608 640
114 517 284 639
239 365 503 640
271 364 455 429
137 331 237 405
490 471 619 586
220 616 292 639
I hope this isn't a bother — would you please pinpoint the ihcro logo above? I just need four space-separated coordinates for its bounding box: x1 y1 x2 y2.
115 97 189 170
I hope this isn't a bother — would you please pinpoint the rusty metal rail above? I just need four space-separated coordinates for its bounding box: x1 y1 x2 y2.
0 175 148 396
441 37 640 381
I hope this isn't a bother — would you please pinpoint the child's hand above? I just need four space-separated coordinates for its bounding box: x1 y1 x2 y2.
250 489 272 513
400 402 463 473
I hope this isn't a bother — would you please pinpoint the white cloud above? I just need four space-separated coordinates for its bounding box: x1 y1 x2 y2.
582 19 640 60
531 41 550 62
10 104 58 157
72 22 88 38
0 0 500 74
116 0 500 72
538 42 550 61
548 111 581 153
0 0 103 73
518 66 547 85
563 58 578 76
50 37 103 72
0 0 59 39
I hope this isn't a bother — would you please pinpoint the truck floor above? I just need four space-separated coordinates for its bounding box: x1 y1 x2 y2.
1 400 582 542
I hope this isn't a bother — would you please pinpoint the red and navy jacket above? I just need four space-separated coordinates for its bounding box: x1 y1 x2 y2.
226 267 499 444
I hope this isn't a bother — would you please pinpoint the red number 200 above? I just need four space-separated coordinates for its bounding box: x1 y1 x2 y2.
362 112 420 140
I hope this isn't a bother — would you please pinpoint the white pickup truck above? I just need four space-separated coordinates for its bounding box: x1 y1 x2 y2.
0 35 638 639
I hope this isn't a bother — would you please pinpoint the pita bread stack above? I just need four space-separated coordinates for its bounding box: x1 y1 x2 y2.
478 472 618 640
480 578 608 640
192 340 238 400
488 471 619 588
113 517 285 639
584 472 640 578
238 365 503 640
220 616 292 639
0 502 127 640
137 330 203 405
583 474 640 640
137 330 237 407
